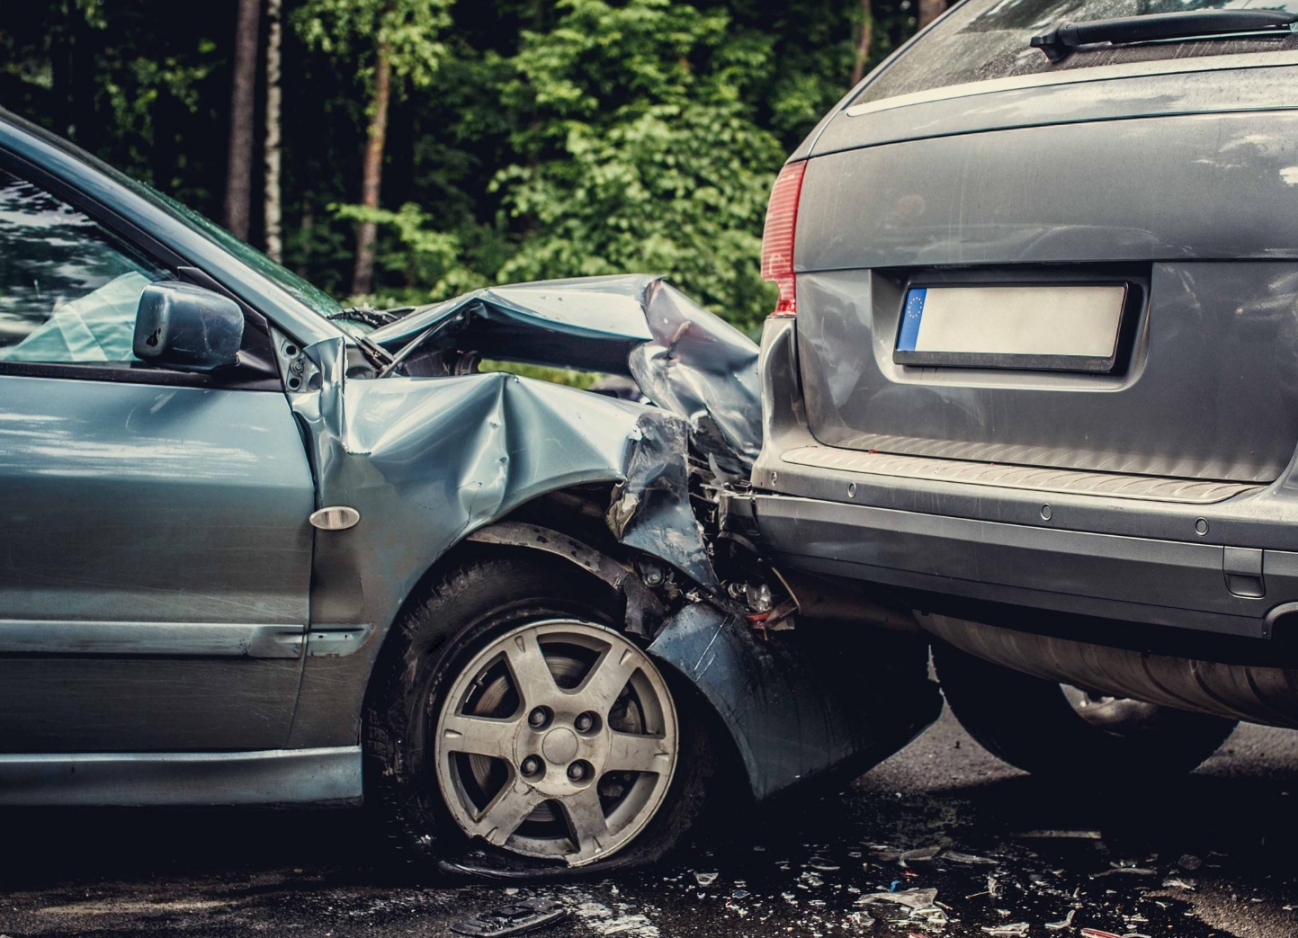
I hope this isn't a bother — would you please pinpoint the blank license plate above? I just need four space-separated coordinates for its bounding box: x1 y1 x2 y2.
894 284 1128 373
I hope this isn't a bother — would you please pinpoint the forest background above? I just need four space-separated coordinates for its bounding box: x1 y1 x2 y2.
1 0 944 332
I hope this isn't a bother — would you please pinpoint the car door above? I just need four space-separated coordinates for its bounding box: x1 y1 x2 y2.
0 163 316 752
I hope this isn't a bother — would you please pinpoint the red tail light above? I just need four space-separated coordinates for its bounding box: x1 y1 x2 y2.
760 161 806 316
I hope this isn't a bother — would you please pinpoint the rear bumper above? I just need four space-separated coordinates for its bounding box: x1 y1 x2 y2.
747 317 1298 642
743 491 1298 640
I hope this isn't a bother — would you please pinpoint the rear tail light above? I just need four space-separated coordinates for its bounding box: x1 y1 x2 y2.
760 161 807 316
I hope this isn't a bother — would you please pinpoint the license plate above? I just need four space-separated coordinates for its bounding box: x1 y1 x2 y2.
894 284 1129 373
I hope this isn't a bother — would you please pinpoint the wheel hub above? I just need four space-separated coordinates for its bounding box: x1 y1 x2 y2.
540 726 579 765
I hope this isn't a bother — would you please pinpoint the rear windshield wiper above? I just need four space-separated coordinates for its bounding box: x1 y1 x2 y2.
1031 9 1298 62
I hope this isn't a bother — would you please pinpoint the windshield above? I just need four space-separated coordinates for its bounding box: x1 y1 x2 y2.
856 0 1298 105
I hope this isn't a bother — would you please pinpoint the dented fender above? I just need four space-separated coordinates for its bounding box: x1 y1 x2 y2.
283 336 719 747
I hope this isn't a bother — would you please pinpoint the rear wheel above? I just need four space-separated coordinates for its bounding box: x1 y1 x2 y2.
364 554 712 875
933 641 1238 777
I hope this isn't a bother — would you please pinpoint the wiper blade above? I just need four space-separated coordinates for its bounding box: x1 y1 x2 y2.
1031 9 1298 62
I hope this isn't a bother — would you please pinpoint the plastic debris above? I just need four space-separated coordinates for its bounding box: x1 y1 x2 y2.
693 872 719 887
574 902 659 938
982 925 1030 936
809 857 842 871
1178 854 1203 871
1090 866 1157 879
1079 930 1124 938
901 846 942 864
943 850 999 866
1016 830 1103 840
1161 878 1196 891
857 888 948 926
858 887 939 911
451 899 568 937
1045 910 1076 930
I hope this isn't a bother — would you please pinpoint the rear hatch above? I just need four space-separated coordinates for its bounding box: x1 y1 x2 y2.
791 0 1298 485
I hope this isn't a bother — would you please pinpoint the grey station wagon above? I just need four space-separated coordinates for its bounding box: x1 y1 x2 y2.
742 0 1298 777
0 109 942 875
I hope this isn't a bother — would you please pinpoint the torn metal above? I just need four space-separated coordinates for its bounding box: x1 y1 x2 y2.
365 274 762 474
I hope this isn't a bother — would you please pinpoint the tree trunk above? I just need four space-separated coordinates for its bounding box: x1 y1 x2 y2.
225 0 261 240
351 40 393 296
919 0 948 29
850 0 874 86
264 0 283 262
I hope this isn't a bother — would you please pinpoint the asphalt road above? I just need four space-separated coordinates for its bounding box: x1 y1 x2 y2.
2 705 1297 938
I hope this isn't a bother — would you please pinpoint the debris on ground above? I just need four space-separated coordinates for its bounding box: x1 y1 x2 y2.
450 899 568 937
1044 909 1077 929
1090 864 1157 879
693 872 719 887
573 900 660 938
1016 830 1103 840
982 924 1030 936
942 850 999 866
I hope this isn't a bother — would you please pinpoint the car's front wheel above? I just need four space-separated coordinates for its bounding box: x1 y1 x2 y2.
933 640 1238 778
364 553 712 875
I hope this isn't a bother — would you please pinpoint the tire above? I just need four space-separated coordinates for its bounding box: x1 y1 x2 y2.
364 552 713 877
932 640 1238 778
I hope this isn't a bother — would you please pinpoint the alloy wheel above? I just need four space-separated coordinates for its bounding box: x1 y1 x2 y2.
433 620 678 866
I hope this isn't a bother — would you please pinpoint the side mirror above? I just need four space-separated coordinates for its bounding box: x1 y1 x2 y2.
133 281 244 371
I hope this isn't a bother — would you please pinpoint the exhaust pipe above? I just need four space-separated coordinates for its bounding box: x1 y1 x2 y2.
917 613 1298 729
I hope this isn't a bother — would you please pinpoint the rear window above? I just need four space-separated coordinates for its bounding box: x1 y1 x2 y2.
856 0 1298 105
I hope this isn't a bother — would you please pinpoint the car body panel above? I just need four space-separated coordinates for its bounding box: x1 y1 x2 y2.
797 111 1298 272
0 374 314 752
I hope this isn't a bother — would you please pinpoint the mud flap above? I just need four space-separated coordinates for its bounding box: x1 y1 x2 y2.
648 604 942 801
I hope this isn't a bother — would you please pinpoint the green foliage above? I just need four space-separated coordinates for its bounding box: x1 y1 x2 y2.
479 360 600 390
0 0 927 331
489 0 783 331
293 0 454 92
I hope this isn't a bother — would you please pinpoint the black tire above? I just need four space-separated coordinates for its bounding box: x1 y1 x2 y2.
933 640 1238 777
364 552 714 877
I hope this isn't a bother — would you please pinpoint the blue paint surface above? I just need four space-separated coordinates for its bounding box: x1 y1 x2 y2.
897 287 926 351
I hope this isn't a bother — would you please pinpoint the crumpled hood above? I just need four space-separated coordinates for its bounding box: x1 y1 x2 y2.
367 275 762 473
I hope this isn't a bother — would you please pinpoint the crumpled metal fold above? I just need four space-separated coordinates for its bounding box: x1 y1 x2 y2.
367 274 761 472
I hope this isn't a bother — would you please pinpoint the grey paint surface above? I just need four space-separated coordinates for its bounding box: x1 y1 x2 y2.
797 111 1298 271
795 263 1298 482
0 374 314 753
0 747 359 806
821 57 1298 154
0 376 312 626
